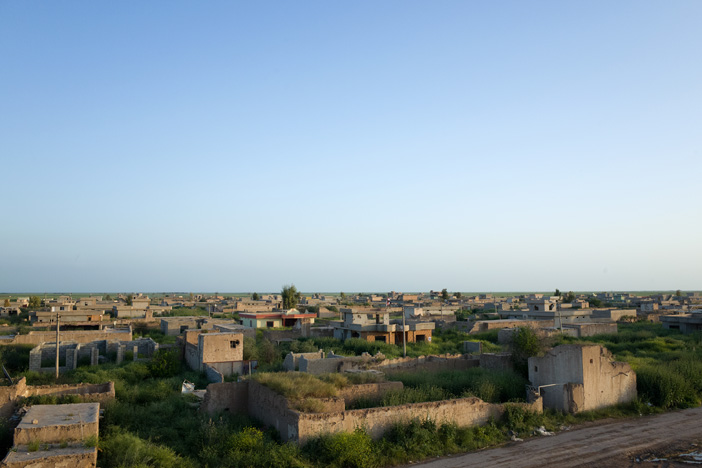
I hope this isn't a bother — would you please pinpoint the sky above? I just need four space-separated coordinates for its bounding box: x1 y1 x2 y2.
1 1 701 293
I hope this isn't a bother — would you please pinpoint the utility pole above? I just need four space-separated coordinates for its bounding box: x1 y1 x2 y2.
55 311 60 379
401 305 407 358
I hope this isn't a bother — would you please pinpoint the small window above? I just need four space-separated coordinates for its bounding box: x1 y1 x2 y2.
266 321 274 328
230 340 240 349
590 359 593 364
534 366 538 372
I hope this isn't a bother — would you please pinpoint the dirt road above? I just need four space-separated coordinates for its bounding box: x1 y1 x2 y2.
412 406 702 468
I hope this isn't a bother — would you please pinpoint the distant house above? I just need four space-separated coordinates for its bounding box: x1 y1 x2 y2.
660 313 702 334
332 308 434 344
528 344 636 413
239 308 316 329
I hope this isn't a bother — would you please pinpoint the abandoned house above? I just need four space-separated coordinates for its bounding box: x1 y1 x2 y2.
239 308 316 329
332 308 434 344
183 330 253 382
528 344 637 413
660 313 702 334
29 337 160 374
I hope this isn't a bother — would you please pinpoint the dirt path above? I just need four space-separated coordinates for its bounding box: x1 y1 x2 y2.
411 406 702 468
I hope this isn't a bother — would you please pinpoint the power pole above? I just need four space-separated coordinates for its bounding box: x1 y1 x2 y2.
401 306 407 358
55 312 60 379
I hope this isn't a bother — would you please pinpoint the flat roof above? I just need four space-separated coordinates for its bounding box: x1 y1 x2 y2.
18 403 99 429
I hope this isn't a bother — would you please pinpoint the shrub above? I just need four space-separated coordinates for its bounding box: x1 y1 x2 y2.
149 349 181 378
637 365 699 408
99 430 193 468
303 429 378 468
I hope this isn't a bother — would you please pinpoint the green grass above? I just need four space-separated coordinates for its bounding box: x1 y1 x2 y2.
252 372 347 400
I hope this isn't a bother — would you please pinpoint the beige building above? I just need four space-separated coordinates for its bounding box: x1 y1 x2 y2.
183 330 249 381
528 344 636 413
240 308 316 329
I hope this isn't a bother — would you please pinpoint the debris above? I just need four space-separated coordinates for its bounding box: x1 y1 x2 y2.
181 380 195 394
535 426 554 436
511 435 523 442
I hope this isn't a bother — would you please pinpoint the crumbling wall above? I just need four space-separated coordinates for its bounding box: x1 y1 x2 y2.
247 381 298 440
200 381 249 415
376 354 480 374
479 353 513 372
580 346 636 411
529 344 636 413
6 329 132 346
301 355 369 374
2 447 97 468
0 378 27 420
25 382 115 403
293 397 541 443
283 351 324 372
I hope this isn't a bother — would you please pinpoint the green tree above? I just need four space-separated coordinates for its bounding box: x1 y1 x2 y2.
455 292 462 299
511 326 549 377
676 289 683 297
252 292 260 301
126 294 133 306
3 299 9 307
441 288 449 301
563 291 575 303
281 284 301 309
554 288 561 297
104 294 112 301
340 292 346 300
28 296 41 309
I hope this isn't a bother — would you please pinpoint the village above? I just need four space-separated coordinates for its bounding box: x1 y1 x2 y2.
0 289 700 467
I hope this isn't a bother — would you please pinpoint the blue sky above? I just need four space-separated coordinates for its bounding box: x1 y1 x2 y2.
1 1 701 293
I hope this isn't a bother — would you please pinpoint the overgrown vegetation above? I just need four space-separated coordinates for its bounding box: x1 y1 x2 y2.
0 319 699 467
386 368 528 404
558 321 702 409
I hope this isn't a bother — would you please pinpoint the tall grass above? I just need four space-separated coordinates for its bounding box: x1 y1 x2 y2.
388 368 528 403
252 372 344 400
